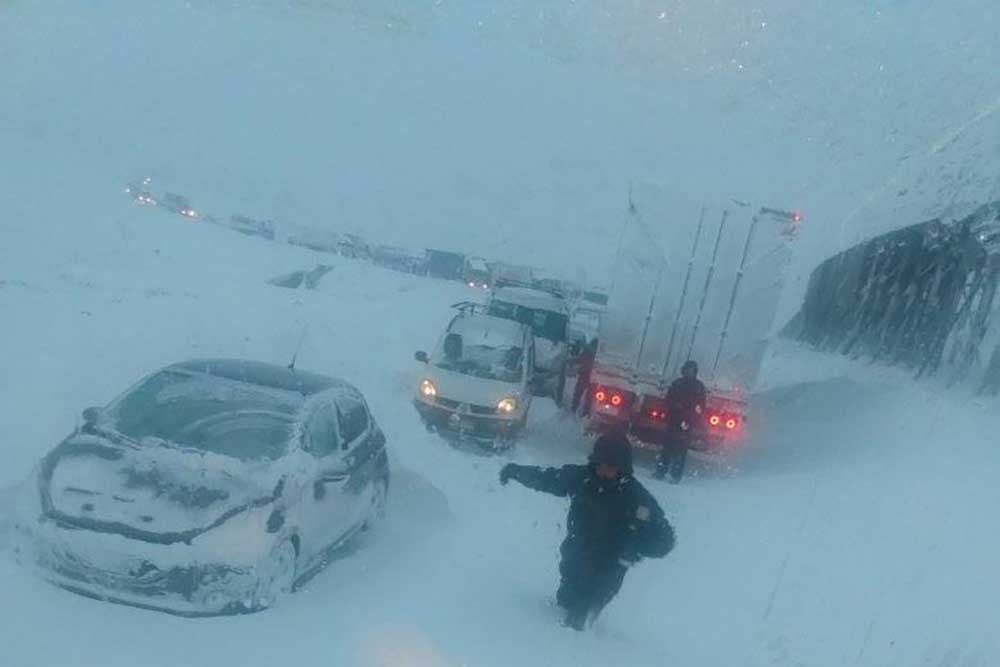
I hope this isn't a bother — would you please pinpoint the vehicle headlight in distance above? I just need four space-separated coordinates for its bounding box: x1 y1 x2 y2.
419 379 437 398
496 397 517 414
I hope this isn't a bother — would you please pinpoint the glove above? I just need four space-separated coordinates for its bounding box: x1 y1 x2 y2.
617 556 638 569
499 463 518 486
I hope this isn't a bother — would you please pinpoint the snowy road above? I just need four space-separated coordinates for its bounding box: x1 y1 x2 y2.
1 214 997 667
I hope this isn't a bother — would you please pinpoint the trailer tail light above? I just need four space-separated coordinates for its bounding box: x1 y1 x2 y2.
640 396 668 421
593 385 633 412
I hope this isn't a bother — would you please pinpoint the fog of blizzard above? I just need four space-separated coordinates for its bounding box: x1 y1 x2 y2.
1 2 998 666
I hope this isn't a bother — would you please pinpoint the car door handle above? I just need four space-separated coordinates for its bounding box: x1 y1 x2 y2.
319 472 349 483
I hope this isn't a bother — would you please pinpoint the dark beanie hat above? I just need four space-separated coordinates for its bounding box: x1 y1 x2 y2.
589 430 633 474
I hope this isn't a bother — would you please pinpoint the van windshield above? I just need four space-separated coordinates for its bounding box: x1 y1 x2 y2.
434 343 523 383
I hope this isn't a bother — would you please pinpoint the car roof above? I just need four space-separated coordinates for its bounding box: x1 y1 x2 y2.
167 359 358 399
491 286 568 313
448 312 529 344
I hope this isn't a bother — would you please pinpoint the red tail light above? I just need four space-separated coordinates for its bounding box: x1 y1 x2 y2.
610 393 623 407
725 417 738 430
709 414 721 427
594 389 607 403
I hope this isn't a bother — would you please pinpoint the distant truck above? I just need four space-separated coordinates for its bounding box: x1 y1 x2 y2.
425 249 466 281
581 288 609 308
587 191 801 456
286 228 341 254
230 215 277 241
374 245 426 274
492 262 535 287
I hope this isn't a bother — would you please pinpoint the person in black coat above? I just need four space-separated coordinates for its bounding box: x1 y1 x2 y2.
655 359 708 482
570 337 599 416
499 431 675 630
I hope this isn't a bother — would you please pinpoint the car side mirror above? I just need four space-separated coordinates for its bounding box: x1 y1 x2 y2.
82 406 101 426
415 351 429 363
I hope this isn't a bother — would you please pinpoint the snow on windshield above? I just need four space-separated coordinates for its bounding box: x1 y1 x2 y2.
108 371 299 460
433 316 525 382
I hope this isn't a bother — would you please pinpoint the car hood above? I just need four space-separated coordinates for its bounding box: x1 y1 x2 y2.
422 367 521 407
40 434 282 544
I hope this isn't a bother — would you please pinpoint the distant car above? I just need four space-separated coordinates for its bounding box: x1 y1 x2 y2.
338 234 373 261
125 184 157 206
161 192 198 219
13 359 389 617
463 256 491 290
413 309 534 448
487 285 571 404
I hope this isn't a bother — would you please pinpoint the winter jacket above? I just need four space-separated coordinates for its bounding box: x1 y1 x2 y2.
503 463 675 570
665 376 707 430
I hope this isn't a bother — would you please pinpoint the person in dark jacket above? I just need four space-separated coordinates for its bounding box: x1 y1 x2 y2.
655 359 708 482
499 431 675 630
570 338 599 416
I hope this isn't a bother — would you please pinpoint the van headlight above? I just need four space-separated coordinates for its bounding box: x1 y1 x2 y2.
496 397 517 414
419 379 437 398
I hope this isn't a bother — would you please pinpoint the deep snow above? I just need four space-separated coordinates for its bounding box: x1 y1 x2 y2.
2 2 999 666
2 208 998 666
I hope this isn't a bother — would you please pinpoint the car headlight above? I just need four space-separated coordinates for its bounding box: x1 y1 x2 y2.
419 379 437 398
496 397 517 414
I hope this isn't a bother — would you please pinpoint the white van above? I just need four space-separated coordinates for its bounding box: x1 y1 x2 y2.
413 309 535 448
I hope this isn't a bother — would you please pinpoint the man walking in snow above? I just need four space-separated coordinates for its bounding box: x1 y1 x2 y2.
499 431 675 630
655 359 707 483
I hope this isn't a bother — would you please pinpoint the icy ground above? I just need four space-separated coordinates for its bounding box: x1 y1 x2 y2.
1 213 998 667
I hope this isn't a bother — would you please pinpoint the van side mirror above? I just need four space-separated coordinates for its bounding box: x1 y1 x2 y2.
414 351 429 363
81 407 101 433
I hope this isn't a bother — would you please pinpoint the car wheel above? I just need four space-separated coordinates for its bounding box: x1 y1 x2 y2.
255 540 297 610
362 476 388 531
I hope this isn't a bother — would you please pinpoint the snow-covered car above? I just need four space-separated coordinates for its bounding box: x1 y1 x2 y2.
486 285 571 403
12 359 389 617
413 309 534 447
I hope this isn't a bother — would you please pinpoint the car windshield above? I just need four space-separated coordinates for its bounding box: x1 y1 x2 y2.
107 371 298 461
489 300 567 342
434 342 523 383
